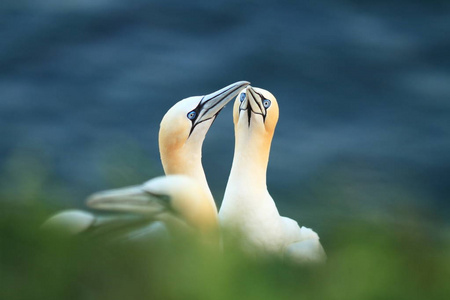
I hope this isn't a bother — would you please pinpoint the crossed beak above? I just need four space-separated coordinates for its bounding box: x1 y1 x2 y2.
193 81 250 126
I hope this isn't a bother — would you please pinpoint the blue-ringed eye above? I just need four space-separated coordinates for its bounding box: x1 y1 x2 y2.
240 93 246 102
187 111 196 120
263 99 271 108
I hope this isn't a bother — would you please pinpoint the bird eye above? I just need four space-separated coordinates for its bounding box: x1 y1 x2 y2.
263 99 271 108
240 93 246 102
187 111 197 120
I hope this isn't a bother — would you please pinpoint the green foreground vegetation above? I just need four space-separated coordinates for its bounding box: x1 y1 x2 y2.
1 201 449 300
1 153 449 299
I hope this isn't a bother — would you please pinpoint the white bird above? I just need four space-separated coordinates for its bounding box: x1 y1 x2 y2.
43 81 250 238
219 86 326 264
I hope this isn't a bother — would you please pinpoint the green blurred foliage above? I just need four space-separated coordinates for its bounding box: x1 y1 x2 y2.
96 138 161 188
1 203 449 300
0 154 449 300
0 150 69 205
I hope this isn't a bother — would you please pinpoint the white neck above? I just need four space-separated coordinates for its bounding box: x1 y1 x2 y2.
230 135 269 190
160 135 217 212
220 126 279 218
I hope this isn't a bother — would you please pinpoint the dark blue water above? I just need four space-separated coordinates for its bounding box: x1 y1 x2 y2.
1 1 449 228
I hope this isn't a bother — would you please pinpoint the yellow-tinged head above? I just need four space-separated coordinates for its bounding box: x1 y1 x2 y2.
159 81 250 176
233 86 279 145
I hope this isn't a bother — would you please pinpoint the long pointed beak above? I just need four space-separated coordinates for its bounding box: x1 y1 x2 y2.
195 81 250 124
86 186 170 216
246 86 265 115
238 86 265 126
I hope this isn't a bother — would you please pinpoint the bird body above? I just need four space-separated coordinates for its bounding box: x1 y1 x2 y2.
220 86 326 263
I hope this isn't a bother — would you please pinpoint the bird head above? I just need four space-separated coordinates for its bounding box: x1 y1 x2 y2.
233 86 279 139
159 81 250 153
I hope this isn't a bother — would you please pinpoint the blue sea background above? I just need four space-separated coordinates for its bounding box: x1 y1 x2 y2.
1 0 449 232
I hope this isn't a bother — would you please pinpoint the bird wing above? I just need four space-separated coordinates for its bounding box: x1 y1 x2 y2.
280 216 327 263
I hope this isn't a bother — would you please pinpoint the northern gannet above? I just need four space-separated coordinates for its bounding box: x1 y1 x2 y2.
43 81 250 238
219 86 326 264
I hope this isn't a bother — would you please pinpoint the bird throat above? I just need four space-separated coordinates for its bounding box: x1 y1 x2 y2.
161 146 216 212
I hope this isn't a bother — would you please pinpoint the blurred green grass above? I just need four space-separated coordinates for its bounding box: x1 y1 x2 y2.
1 153 449 300
1 203 449 300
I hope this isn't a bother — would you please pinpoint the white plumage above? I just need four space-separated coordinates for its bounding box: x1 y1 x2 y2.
43 82 326 264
